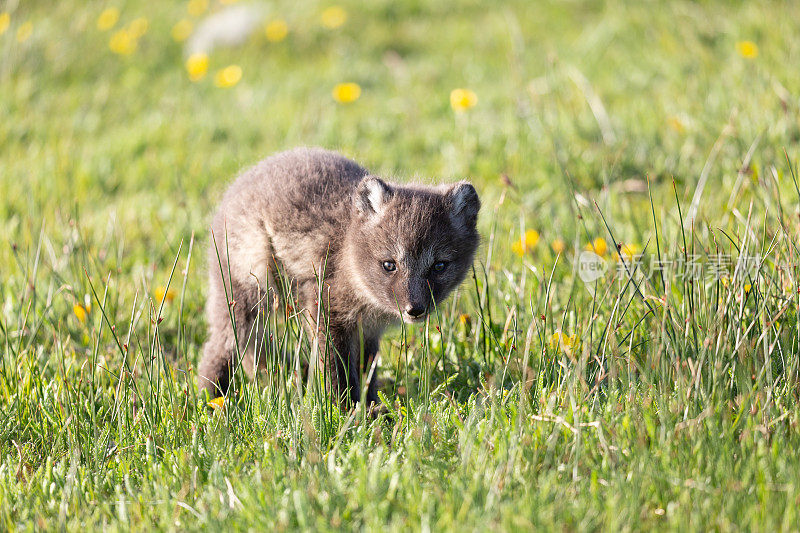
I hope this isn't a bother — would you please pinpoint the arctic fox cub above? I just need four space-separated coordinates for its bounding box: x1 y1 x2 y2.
198 148 480 407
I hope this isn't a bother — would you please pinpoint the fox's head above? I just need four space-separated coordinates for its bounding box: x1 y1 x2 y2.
346 176 480 323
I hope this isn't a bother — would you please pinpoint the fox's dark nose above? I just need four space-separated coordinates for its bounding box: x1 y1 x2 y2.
405 305 426 318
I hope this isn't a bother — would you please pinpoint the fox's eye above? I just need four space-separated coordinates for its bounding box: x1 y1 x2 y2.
382 260 397 272
432 261 447 273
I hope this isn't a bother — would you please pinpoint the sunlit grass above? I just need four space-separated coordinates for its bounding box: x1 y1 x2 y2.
1 0 800 530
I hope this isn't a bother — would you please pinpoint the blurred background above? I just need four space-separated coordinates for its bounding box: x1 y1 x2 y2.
1 0 799 312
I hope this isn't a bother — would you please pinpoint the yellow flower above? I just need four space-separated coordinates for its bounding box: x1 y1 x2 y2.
458 313 471 326
720 276 730 287
511 229 540 257
743 283 752 293
549 331 580 356
208 396 225 410
736 40 758 59
450 88 478 112
73 303 91 324
96 7 119 31
264 19 288 42
0 13 10 36
551 238 566 255
585 237 607 256
185 52 209 81
155 286 177 303
127 17 149 38
321 6 347 29
187 0 209 17
332 82 361 104
109 29 136 55
215 65 242 88
667 116 685 133
171 19 193 42
16 21 32 43
616 243 640 262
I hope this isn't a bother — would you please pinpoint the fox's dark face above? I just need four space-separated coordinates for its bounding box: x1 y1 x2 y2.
348 176 480 322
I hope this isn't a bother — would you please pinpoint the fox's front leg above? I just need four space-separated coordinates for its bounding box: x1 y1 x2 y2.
300 284 377 408
300 286 360 407
322 326 382 408
315 324 360 407
360 337 381 406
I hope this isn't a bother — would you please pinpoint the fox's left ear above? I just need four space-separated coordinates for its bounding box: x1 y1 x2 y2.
448 181 480 229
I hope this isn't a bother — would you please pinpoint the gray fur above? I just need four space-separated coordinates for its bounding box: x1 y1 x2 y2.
198 147 480 406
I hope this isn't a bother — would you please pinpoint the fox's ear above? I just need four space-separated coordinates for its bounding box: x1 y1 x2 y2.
355 176 393 216
448 181 480 229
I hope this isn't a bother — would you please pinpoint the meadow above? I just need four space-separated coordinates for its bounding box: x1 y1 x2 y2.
2 0 800 530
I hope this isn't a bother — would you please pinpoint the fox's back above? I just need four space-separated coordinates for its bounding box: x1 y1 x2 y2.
210 148 368 286
220 147 367 232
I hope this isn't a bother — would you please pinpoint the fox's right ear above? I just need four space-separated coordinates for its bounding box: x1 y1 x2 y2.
448 181 480 229
355 176 393 217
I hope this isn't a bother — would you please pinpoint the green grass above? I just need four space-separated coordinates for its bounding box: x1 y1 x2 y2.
2 0 800 530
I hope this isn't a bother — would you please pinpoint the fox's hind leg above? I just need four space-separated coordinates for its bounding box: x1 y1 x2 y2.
199 270 283 397
198 231 278 397
198 329 234 399
197 261 243 398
